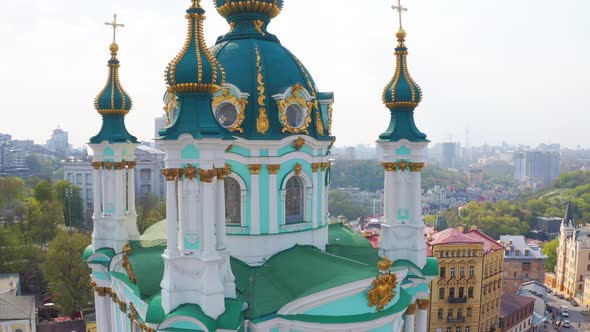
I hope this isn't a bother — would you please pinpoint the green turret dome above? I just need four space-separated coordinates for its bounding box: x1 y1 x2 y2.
94 43 133 114
211 1 333 140
90 42 137 144
165 3 225 94
379 28 427 143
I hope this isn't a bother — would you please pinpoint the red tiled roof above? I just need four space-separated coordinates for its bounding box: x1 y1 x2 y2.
465 229 503 254
428 228 479 246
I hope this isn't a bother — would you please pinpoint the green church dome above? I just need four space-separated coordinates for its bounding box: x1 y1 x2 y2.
165 4 225 94
90 42 138 144
379 28 427 143
94 43 133 114
210 1 333 140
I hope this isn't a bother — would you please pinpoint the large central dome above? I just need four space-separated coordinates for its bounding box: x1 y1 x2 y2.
210 1 333 140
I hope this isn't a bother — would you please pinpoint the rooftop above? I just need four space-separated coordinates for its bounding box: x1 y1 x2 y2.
500 293 535 318
0 293 35 321
500 235 547 259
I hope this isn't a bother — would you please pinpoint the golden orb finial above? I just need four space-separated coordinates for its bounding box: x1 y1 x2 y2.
377 257 393 272
396 28 406 40
109 42 119 53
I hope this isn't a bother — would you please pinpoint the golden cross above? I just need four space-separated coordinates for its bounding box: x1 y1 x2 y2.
105 14 125 43
392 0 408 29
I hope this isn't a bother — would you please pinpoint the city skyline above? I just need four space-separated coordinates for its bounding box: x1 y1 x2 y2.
2 0 589 148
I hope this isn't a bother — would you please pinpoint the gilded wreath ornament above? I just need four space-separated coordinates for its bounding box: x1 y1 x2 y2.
278 83 313 134
212 87 248 133
367 257 398 312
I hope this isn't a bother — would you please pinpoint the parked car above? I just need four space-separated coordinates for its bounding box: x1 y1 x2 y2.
562 311 569 318
558 294 565 299
570 299 579 306
563 319 571 328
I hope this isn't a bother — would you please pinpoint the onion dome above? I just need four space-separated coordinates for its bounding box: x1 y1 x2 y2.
90 42 137 144
159 1 232 141
214 0 284 20
378 27 427 142
94 43 133 114
209 0 333 141
165 1 225 94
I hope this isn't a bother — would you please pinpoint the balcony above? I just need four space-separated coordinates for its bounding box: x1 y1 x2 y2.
448 296 468 304
447 317 466 323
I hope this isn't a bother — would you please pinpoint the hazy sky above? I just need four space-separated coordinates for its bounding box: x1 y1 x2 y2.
1 0 589 149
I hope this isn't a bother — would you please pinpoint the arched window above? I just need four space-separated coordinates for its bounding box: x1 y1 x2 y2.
224 177 241 225
285 176 304 224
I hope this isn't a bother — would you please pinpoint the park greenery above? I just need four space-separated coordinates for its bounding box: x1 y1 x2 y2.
542 238 559 272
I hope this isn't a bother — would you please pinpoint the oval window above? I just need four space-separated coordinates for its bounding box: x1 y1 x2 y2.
285 104 305 128
215 103 238 128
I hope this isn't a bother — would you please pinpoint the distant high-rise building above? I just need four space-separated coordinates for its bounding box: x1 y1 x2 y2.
154 115 167 139
514 150 560 186
441 142 457 169
46 127 69 155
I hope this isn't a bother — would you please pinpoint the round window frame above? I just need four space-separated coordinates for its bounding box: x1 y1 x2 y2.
285 103 306 129
214 102 239 129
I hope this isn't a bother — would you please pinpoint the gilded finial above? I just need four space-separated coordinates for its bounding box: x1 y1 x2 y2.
392 1 407 47
191 0 201 8
377 257 393 272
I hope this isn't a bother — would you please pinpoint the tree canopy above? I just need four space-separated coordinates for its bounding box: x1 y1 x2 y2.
542 238 559 273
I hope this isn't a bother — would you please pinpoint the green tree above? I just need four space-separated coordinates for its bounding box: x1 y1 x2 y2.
328 190 370 221
32 200 64 247
33 180 55 202
0 177 25 222
542 238 559 273
137 193 162 233
41 230 92 316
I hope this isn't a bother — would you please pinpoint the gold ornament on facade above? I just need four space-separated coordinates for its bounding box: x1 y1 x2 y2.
409 162 425 172
163 91 178 125
91 162 102 170
229 21 236 32
215 1 282 19
320 162 329 172
121 245 136 284
111 291 117 303
291 54 319 111
367 257 398 312
118 299 127 313
254 45 269 134
315 111 325 136
122 242 132 255
216 167 226 180
248 164 262 175
398 159 408 171
267 164 281 174
224 163 232 176
212 87 248 133
115 162 125 170
184 164 197 180
126 161 136 169
294 163 302 175
293 137 305 150
127 302 138 323
253 20 266 35
381 162 397 172
311 163 320 173
198 169 217 183
162 168 180 181
405 303 417 315
278 83 312 134
225 144 233 152
104 161 113 170
416 299 430 310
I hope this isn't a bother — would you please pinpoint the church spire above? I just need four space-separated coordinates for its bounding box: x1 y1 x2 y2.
90 14 137 144
379 0 427 143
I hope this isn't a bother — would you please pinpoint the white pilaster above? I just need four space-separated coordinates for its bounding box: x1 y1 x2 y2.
404 305 416 332
250 169 260 234
126 166 140 240
94 292 105 332
415 300 429 332
201 180 217 254
268 168 279 234
312 165 319 228
92 165 102 217
164 170 179 257
215 173 227 250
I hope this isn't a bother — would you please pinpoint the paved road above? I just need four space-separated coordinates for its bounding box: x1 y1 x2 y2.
546 292 590 331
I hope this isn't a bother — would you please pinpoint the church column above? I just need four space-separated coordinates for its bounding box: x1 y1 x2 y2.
321 162 329 225
267 164 280 233
215 167 227 250
115 162 126 218
382 162 396 224
199 169 218 254
311 163 319 228
127 162 136 216
415 299 429 332
410 162 424 224
404 303 417 332
91 162 102 217
163 169 179 256
94 289 106 332
249 165 261 234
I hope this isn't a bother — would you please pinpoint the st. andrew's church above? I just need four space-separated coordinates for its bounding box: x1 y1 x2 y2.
83 1 438 331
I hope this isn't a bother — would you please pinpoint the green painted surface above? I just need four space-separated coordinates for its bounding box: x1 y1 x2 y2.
303 285 400 316
181 144 200 160
126 242 166 300
396 145 411 155
278 144 313 156
259 149 269 157
90 114 138 144
104 147 114 156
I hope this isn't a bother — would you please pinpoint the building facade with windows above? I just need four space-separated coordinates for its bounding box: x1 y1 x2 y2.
83 1 439 331
499 293 534 332
555 200 590 298
500 235 547 294
427 227 504 332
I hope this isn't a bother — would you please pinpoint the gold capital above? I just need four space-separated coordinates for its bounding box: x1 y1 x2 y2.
267 164 281 174
416 299 430 310
293 137 305 150
320 162 329 171
409 162 425 172
294 163 302 175
104 161 113 170
91 161 102 170
381 162 397 172
114 162 125 170
249 164 262 175
184 164 197 180
216 168 226 180
311 163 320 173
126 161 136 169
198 169 217 183
399 159 408 171
162 168 180 181
405 303 417 315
